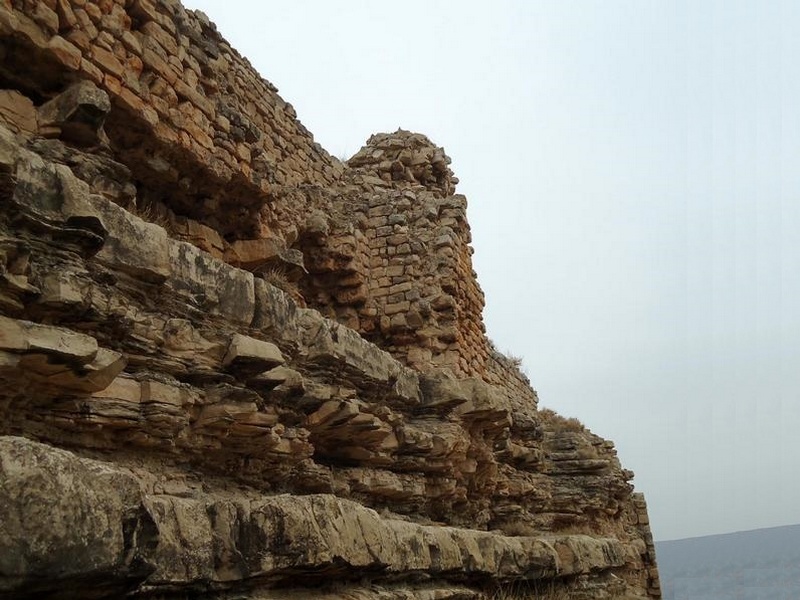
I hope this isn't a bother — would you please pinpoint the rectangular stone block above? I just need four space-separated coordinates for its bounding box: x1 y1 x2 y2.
223 333 284 369
91 45 125 78
167 241 255 327
47 35 82 71
0 315 97 362
90 196 170 284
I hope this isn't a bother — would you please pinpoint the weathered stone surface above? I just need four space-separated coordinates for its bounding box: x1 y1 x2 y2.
300 313 421 406
348 130 457 197
91 196 170 283
252 277 302 344
168 241 255 326
225 236 285 270
0 3 660 599
0 124 17 171
0 437 155 596
37 80 111 146
0 90 37 135
0 314 97 361
27 347 126 393
0 437 627 597
223 333 284 370
0 316 126 392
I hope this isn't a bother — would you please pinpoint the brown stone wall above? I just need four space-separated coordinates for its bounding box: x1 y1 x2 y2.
357 188 490 377
0 0 494 382
0 0 343 246
485 349 539 410
302 131 491 379
633 493 663 598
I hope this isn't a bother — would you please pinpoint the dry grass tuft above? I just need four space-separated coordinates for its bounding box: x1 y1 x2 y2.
487 339 528 376
538 408 586 432
489 580 571 600
506 353 524 369
132 200 173 232
260 265 293 292
258 265 306 306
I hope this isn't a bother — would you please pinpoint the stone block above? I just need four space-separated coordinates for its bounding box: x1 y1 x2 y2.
38 80 111 146
141 380 185 409
47 35 82 71
0 437 154 592
300 315 420 406
0 315 98 362
223 333 284 370
22 347 126 393
252 277 300 340
78 54 105 84
91 196 170 284
167 241 255 326
142 46 180 85
0 91 37 135
225 237 284 270
114 87 159 128
385 301 410 315
39 272 84 306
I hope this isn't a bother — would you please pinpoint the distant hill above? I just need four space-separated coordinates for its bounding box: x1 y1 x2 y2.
656 524 800 599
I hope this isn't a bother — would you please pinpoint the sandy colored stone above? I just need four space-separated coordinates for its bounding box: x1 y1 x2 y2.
0 91 37 135
0 438 628 595
47 35 82 71
223 333 284 369
37 80 111 146
0 437 155 594
92 196 170 283
168 241 255 326
0 315 98 362
0 4 661 598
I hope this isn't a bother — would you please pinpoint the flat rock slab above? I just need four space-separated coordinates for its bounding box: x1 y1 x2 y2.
0 314 98 361
0 437 626 597
0 436 155 596
223 333 284 369
0 437 624 597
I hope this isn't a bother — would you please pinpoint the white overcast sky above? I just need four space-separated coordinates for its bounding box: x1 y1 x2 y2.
182 0 800 542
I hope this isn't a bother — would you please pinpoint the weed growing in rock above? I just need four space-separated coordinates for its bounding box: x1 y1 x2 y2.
489 580 571 599
538 408 586 432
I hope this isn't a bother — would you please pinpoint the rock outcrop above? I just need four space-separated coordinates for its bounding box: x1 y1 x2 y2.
0 1 660 599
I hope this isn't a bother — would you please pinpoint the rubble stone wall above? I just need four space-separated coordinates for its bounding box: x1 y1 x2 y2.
1 0 343 243
485 350 539 408
0 0 494 379
300 131 491 378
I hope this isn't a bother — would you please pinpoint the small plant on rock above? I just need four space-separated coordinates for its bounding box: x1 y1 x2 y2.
538 408 586 432
489 580 571 599
258 265 305 307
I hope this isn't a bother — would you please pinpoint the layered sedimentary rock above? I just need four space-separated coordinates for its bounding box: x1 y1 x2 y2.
0 1 660 599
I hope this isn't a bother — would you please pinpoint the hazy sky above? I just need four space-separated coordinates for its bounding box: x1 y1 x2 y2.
182 0 800 542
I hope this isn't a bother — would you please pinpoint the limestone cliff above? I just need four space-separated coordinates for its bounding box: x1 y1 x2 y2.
0 1 660 598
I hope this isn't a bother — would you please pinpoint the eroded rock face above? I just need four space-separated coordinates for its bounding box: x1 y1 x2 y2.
347 130 458 197
0 436 631 598
0 437 156 598
0 1 660 599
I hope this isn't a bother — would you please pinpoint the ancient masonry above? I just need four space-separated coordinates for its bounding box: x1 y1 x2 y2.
0 1 661 599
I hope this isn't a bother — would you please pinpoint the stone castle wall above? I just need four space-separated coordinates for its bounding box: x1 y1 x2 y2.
1 0 494 380
1 0 343 258
0 1 661 598
300 131 492 378
485 349 539 408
